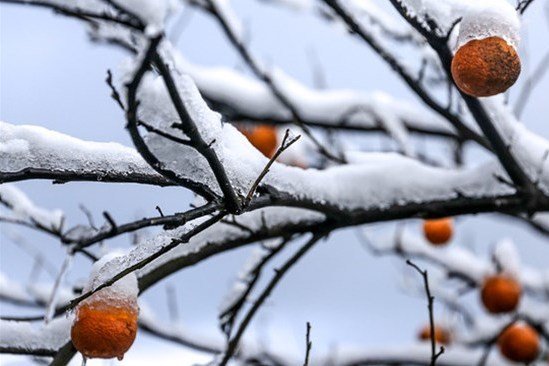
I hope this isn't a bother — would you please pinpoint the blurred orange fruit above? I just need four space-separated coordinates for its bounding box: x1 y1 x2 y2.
239 124 278 158
423 217 453 245
418 325 452 345
498 323 540 363
481 274 521 314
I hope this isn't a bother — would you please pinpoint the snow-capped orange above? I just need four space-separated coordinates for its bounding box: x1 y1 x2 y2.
71 253 139 360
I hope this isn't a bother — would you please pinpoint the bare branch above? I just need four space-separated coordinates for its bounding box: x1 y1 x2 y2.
244 129 301 206
303 322 312 366
218 232 325 365
406 260 445 366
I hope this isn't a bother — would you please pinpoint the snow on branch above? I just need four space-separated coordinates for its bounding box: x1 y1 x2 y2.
0 317 72 356
0 184 64 232
0 121 173 186
137 207 325 292
173 54 458 140
2 115 546 217
370 231 548 294
483 98 549 194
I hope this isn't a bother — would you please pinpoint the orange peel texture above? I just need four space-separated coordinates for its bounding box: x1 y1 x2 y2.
451 36 521 97
71 300 138 360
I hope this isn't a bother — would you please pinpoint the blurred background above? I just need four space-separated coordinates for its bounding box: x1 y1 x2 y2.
1 0 548 364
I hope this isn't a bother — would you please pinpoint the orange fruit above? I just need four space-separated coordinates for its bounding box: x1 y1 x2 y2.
418 325 452 345
451 36 521 97
423 218 453 245
481 275 521 314
238 124 278 158
71 299 138 360
498 323 540 363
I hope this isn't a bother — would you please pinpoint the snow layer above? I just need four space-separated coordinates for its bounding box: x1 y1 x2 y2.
115 0 180 32
171 50 456 139
0 121 170 185
483 97 549 194
0 316 72 353
375 232 548 293
0 272 32 304
0 271 77 309
403 0 520 49
137 207 324 281
22 0 179 32
81 251 139 311
0 184 64 230
218 243 280 320
125 57 522 208
456 0 520 49
491 238 521 278
0 116 523 212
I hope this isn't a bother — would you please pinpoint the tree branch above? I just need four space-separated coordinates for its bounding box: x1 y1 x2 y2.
218 232 325 365
406 260 445 366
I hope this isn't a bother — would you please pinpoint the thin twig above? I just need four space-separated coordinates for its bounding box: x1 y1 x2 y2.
406 260 444 366
244 129 301 206
201 0 346 164
218 232 325 366
67 211 226 310
303 322 312 366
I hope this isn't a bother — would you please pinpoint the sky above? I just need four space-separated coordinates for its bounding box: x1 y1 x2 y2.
1 1 548 365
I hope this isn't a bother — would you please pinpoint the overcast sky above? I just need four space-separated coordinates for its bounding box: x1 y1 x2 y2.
1 1 548 365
